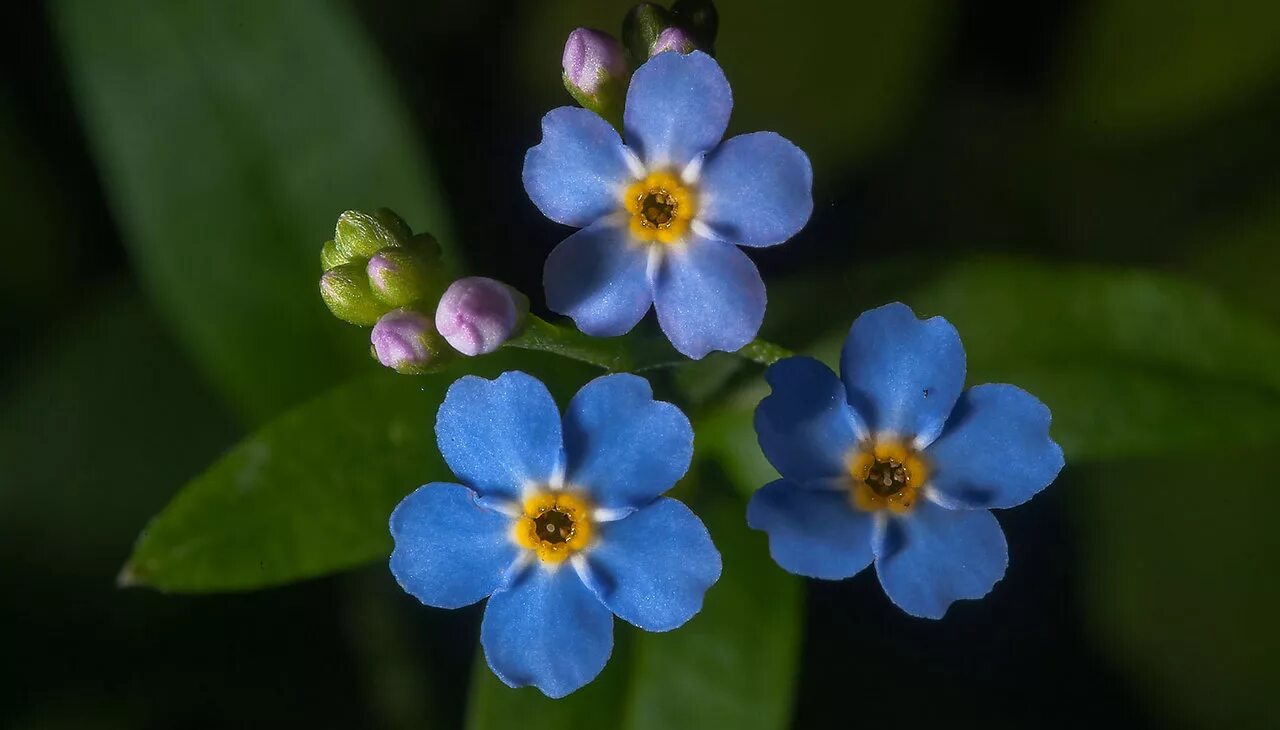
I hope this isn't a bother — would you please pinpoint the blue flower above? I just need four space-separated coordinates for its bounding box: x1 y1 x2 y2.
523 50 813 359
390 371 721 697
746 303 1064 619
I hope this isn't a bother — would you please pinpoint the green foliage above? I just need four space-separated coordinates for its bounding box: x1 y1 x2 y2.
1059 0 1280 137
467 487 801 730
1074 454 1280 728
121 350 596 593
51 0 454 423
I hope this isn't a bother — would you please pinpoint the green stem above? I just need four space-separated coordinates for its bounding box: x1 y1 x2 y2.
504 315 794 372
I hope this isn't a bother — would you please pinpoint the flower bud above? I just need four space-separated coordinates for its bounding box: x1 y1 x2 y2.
622 3 673 61
670 0 718 52
650 26 695 55
562 29 628 125
366 248 445 308
334 209 404 261
435 277 529 356
370 309 452 375
320 262 393 326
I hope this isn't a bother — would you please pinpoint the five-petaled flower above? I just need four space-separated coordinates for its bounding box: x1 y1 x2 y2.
747 303 1064 619
389 371 721 697
523 50 813 359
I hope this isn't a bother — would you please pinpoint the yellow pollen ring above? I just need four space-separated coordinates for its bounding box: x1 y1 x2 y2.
512 491 594 563
623 171 697 245
847 439 931 515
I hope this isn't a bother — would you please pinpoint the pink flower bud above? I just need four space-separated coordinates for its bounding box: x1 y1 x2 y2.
435 277 528 357
562 28 627 96
651 26 696 56
370 309 445 374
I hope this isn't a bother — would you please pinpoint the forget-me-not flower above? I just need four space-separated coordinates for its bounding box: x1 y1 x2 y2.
747 303 1064 619
390 371 721 697
523 50 813 359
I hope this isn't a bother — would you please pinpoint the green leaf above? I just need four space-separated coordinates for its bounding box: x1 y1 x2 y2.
905 259 1280 460
621 483 801 730
51 0 454 423
1073 454 1280 728
466 487 801 730
122 350 596 593
1058 0 1280 137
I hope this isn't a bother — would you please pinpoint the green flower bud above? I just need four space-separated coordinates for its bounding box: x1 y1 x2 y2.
372 207 412 243
320 239 351 270
671 0 718 53
366 247 448 308
334 210 402 261
320 262 393 326
622 3 674 63
404 232 444 263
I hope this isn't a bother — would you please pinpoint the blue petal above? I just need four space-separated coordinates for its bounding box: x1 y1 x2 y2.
697 132 813 248
755 357 864 485
839 302 966 446
746 479 875 580
652 236 765 359
523 107 633 227
544 219 654 337
925 384 1064 509
563 374 693 511
481 565 614 698
873 501 1008 619
435 372 564 499
624 50 731 169
580 497 720 631
389 483 518 609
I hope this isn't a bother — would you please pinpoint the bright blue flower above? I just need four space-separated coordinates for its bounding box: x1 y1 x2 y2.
746 303 1064 619
524 50 813 359
390 371 721 697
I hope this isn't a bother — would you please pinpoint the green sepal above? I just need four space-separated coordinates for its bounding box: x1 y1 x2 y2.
320 261 392 326
334 209 401 260
622 3 673 63
563 72 627 130
371 207 412 244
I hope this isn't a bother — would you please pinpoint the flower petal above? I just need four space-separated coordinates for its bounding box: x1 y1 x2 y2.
579 497 720 631
652 236 765 359
873 501 1008 619
563 374 693 511
389 483 519 609
435 371 564 499
697 132 813 247
755 356 864 485
544 219 654 337
839 302 966 446
925 384 1064 509
523 107 633 227
481 565 614 698
746 479 875 580
623 50 731 169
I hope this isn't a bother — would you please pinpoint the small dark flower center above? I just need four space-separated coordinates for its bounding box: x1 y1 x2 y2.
638 189 677 228
533 508 576 545
865 457 911 498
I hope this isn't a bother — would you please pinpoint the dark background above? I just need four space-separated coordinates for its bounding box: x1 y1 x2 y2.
3 0 1278 727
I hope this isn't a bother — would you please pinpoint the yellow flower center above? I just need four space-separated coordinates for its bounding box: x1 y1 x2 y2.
623 171 697 244
847 439 931 515
513 491 594 563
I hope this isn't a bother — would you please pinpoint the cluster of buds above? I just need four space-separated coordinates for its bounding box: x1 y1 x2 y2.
562 0 719 126
319 209 528 375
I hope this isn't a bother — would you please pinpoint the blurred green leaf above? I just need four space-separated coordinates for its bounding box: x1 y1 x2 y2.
622 483 801 730
1059 0 1280 137
907 259 1280 460
516 1 948 175
1073 454 1280 728
467 487 800 730
122 350 595 593
52 0 454 423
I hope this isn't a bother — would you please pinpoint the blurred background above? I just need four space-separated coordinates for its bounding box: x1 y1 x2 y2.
3 0 1279 727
